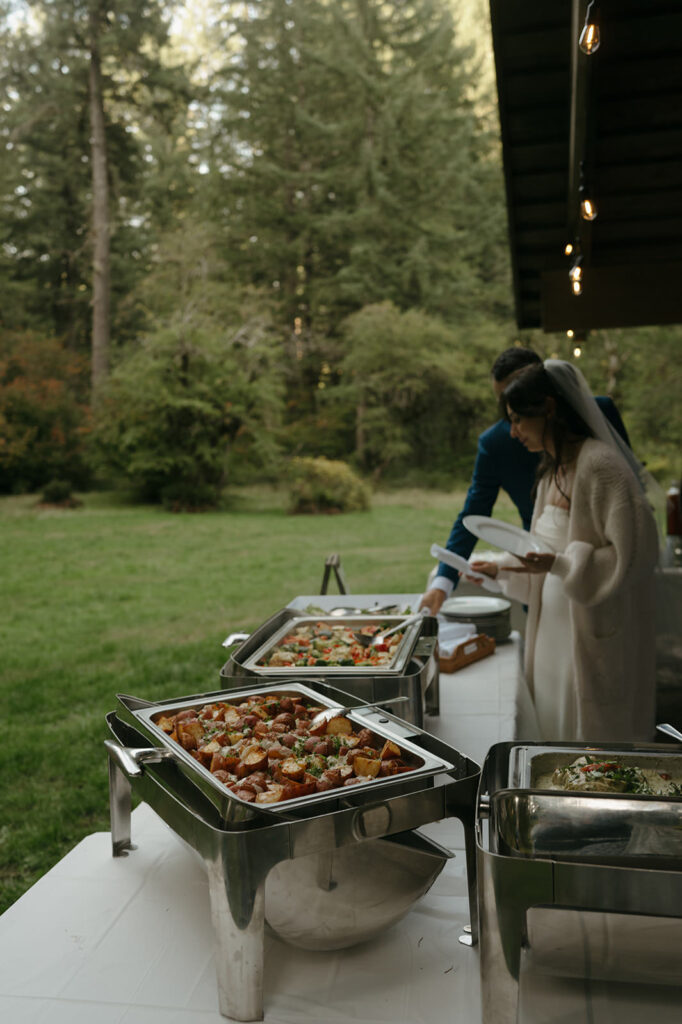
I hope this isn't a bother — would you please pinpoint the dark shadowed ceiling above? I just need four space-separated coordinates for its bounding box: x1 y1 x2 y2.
488 0 682 332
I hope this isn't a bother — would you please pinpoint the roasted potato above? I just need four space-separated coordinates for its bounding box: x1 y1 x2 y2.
279 757 307 782
256 784 286 804
353 756 381 778
380 739 402 760
325 716 353 736
177 719 205 751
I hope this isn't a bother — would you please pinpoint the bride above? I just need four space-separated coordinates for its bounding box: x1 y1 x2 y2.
470 360 659 744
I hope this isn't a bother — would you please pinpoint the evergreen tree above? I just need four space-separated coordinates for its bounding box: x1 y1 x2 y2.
204 0 510 432
0 0 192 390
208 0 508 321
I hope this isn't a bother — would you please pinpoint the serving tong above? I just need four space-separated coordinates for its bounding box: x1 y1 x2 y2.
308 695 410 730
353 611 425 648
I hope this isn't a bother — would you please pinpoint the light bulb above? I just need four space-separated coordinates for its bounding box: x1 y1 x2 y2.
572 279 582 296
579 20 600 55
581 196 597 220
569 260 583 282
564 242 574 255
567 329 575 338
573 345 583 357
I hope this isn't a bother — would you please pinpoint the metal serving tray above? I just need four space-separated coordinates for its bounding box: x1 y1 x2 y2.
241 614 423 676
508 743 682 791
116 681 453 826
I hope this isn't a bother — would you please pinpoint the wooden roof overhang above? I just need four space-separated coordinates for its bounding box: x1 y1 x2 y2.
489 0 682 332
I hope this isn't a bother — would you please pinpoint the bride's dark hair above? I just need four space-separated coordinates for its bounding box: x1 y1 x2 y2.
500 364 594 502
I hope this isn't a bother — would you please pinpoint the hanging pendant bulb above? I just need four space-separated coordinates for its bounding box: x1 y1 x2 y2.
579 2 600 54
572 279 583 295
564 242 574 255
579 21 600 54
580 195 598 220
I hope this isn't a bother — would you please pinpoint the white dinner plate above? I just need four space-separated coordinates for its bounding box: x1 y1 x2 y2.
430 543 502 594
441 595 511 618
462 515 554 557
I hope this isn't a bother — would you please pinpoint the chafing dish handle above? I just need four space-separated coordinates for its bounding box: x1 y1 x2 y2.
104 740 177 857
222 631 250 648
104 739 175 778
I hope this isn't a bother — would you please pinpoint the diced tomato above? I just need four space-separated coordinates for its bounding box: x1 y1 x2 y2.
581 761 617 773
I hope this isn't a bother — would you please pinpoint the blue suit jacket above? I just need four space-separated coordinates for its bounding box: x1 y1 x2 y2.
438 396 630 586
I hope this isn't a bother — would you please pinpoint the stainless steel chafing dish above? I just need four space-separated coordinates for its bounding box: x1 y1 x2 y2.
242 614 423 675
105 677 480 1022
476 740 682 1024
115 681 453 825
222 593 439 727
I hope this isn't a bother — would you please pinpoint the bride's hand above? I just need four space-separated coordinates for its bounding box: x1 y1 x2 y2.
468 560 499 582
505 551 555 574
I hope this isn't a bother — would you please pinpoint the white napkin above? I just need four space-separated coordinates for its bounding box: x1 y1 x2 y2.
430 543 502 593
435 619 477 658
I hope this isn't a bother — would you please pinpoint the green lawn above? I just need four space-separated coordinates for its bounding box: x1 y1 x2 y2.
0 484 516 913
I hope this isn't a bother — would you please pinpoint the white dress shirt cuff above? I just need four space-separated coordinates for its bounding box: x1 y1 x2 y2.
431 575 455 596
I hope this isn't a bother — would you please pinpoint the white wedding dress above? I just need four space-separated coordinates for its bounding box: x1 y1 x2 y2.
530 504 577 740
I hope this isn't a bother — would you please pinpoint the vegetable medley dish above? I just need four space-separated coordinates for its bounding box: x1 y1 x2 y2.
551 756 682 796
258 620 407 669
154 692 420 805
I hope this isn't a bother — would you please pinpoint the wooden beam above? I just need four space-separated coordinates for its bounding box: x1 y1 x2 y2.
541 261 682 329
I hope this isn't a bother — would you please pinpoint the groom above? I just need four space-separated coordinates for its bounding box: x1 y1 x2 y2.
419 347 631 615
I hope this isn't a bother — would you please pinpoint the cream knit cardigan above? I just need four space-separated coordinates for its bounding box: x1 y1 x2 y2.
497 438 659 743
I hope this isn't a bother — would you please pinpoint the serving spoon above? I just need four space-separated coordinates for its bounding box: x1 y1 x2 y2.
309 695 410 730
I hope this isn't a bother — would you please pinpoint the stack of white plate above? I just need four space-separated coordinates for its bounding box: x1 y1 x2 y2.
440 595 512 644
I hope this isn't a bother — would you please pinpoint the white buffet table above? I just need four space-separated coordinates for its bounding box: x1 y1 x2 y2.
2 630 679 1024
0 630 522 1024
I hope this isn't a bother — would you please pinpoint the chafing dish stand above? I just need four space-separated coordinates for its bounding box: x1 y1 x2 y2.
105 679 480 1022
477 740 682 1024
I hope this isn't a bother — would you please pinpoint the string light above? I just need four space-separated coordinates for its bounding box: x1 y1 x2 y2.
573 345 583 358
578 161 597 221
567 329 575 338
579 1 600 54
580 195 598 220
568 250 583 295
564 242 574 255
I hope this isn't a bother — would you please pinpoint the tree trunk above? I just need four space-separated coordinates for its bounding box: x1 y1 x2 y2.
89 9 110 398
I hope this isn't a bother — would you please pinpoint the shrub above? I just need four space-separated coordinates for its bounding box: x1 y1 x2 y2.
90 325 284 510
41 479 76 505
0 331 91 494
287 457 371 514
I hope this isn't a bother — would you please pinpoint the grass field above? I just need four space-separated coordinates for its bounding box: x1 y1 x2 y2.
0 484 516 913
